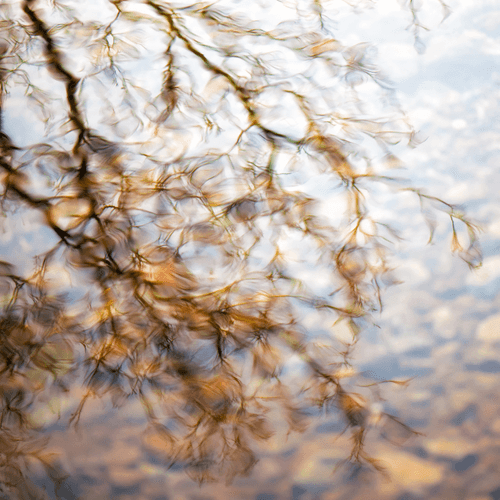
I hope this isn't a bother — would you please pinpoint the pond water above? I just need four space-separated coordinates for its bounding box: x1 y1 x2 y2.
2 0 500 499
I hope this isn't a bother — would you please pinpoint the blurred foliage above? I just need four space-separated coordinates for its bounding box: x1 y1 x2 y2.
0 0 480 497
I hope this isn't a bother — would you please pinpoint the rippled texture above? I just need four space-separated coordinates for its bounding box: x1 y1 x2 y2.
0 0 481 498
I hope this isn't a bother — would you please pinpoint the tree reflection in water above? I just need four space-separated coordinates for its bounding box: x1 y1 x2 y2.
0 0 480 497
